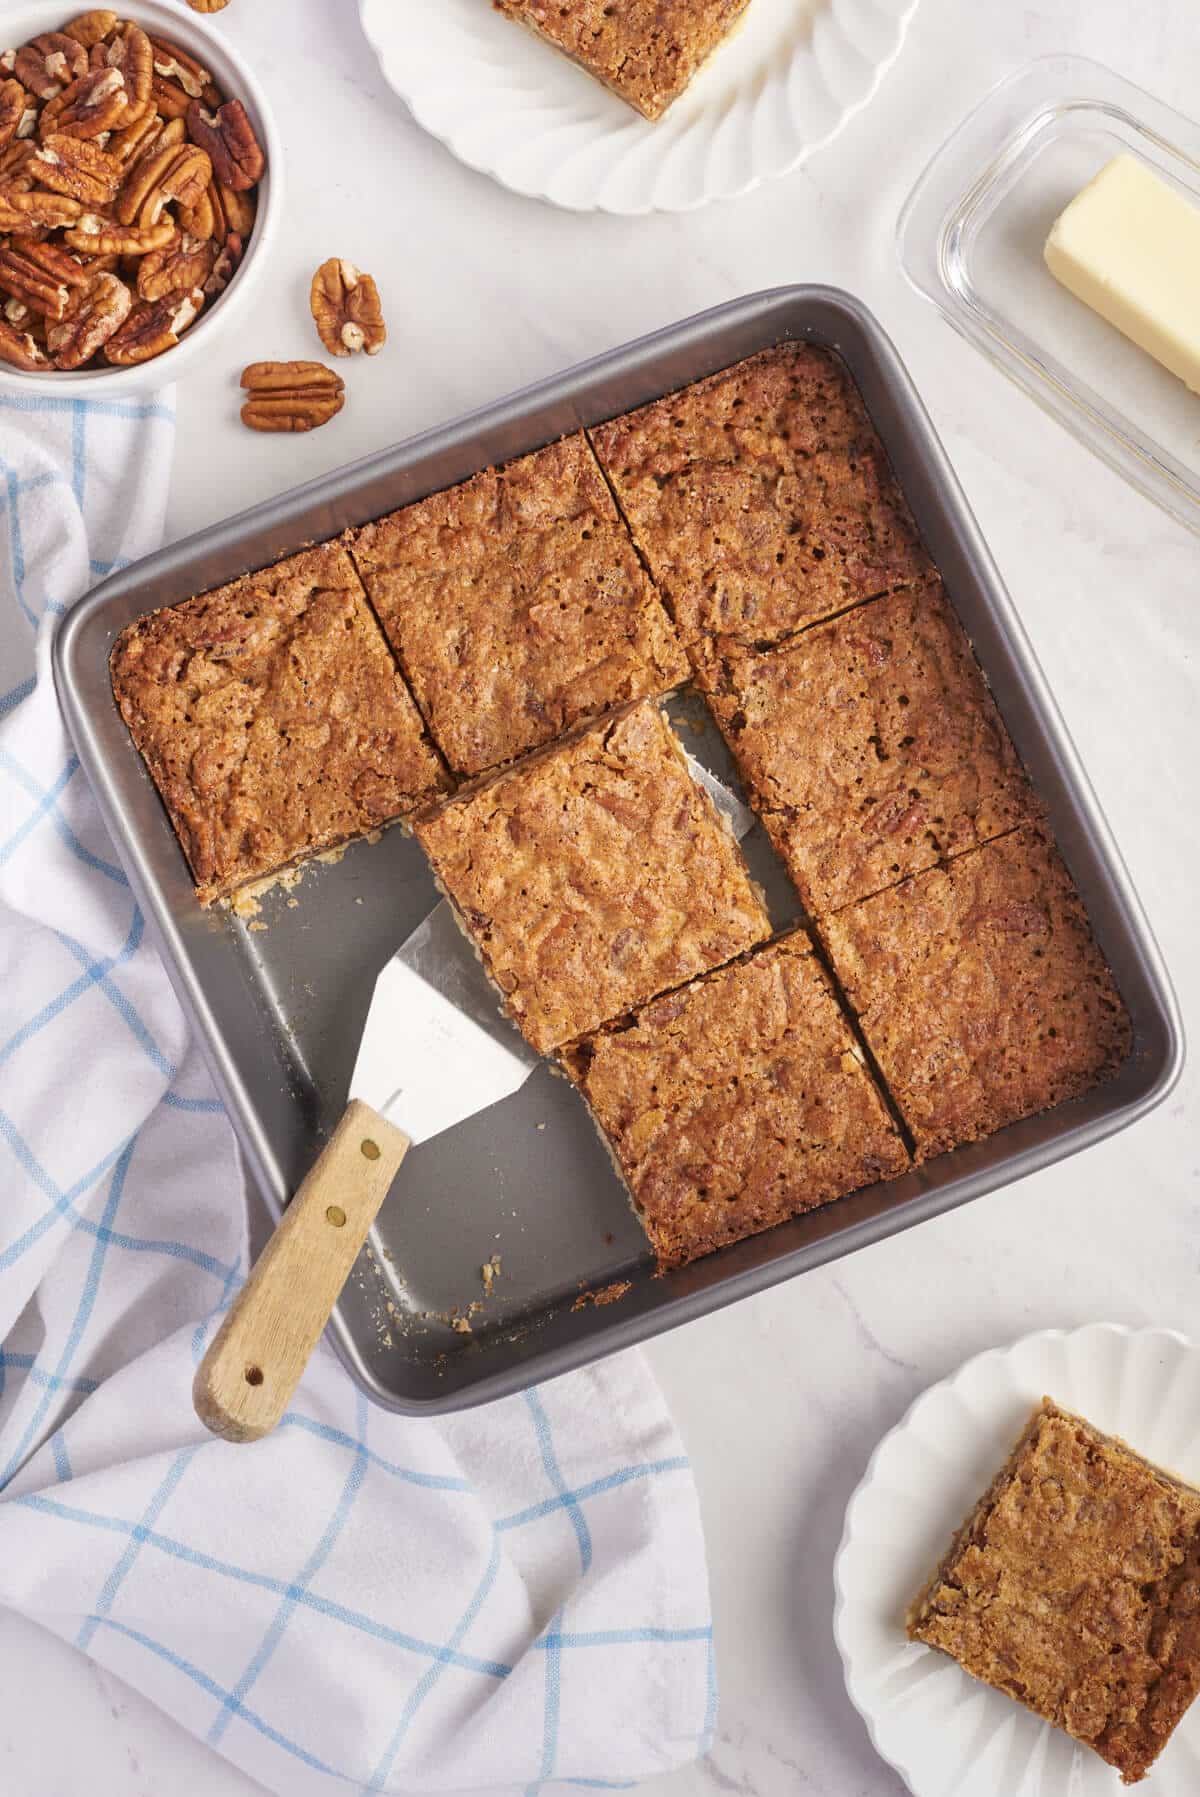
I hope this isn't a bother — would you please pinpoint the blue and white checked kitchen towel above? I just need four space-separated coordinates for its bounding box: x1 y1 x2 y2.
0 395 715 1795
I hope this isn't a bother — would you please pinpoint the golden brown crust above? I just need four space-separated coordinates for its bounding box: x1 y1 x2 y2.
562 934 908 1268
491 0 753 120
909 1400 1200 1784
415 702 770 1054
111 544 447 904
820 826 1132 1157
590 344 934 654
351 436 687 778
700 578 1037 914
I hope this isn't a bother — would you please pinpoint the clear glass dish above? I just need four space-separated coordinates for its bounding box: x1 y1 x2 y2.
899 55 1200 535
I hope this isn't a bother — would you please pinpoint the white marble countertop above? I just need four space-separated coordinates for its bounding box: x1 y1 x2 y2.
4 0 1198 1791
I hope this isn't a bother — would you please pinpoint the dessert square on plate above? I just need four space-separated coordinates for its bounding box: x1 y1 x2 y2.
590 343 934 656
351 435 686 778
821 825 1131 1157
490 0 755 122
562 933 908 1268
909 1399 1200 1785
110 544 447 905
415 701 770 1054
700 578 1035 915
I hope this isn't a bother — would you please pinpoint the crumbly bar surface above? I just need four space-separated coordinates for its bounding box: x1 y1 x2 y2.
909 1400 1200 1784
562 934 908 1268
821 826 1131 1157
700 578 1035 914
491 0 754 121
590 344 934 654
111 545 447 905
351 435 686 778
415 702 770 1055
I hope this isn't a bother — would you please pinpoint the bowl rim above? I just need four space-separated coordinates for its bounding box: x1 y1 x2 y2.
0 0 281 396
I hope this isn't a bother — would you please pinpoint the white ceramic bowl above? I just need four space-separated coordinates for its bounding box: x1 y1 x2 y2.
834 1324 1200 1797
0 0 281 394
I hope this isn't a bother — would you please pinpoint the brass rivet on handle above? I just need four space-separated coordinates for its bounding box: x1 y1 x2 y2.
360 1138 381 1161
325 1205 347 1228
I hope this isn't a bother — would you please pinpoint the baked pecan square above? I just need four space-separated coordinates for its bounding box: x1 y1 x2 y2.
415 702 769 1053
112 543 446 903
352 435 686 779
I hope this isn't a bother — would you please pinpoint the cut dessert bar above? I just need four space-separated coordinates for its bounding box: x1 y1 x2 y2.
590 343 934 655
909 1399 1200 1784
820 826 1131 1157
351 435 686 779
111 544 447 905
562 933 908 1268
414 702 770 1055
491 0 754 122
699 578 1035 915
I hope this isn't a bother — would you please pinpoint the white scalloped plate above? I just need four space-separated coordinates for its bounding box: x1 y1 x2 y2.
834 1326 1200 1796
358 0 919 215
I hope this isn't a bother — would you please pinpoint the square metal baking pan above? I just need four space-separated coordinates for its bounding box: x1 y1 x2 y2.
55 287 1184 1415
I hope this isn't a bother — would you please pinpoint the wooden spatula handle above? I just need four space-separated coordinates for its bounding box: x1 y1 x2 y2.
193 1099 410 1443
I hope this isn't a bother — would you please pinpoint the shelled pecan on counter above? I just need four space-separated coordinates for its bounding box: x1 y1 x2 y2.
0 12 264 372
240 360 345 433
310 257 386 358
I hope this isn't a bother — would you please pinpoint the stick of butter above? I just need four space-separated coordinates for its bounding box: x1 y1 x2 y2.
1044 153 1200 396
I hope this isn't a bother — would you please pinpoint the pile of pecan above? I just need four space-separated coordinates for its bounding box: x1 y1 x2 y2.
0 10 264 373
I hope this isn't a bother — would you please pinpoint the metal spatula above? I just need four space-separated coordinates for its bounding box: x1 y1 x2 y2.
193 760 754 1442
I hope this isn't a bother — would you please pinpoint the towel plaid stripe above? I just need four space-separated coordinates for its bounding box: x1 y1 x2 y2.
0 394 714 1794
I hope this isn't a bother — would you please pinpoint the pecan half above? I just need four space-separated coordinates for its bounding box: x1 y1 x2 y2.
13 34 88 101
64 212 173 256
104 24 153 127
32 132 120 204
186 99 262 191
139 143 210 225
149 72 191 121
241 362 345 433
40 66 127 138
187 0 231 11
149 36 214 103
0 242 77 318
0 139 36 188
108 105 165 164
62 12 119 49
178 179 215 239
0 188 83 232
17 235 94 287
104 284 202 363
203 229 240 296
7 296 51 345
46 266 129 366
0 313 50 368
218 179 253 235
0 79 37 153
114 125 186 222
137 229 214 300
180 173 252 241
310 258 386 357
